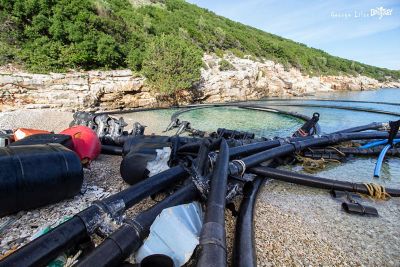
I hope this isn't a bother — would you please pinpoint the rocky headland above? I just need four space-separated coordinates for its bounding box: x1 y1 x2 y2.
1 54 399 111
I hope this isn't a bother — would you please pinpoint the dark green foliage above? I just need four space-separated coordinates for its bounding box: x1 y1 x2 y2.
0 0 399 84
142 34 202 94
219 59 235 71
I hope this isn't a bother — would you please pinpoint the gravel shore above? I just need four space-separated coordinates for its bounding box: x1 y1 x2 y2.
0 109 399 266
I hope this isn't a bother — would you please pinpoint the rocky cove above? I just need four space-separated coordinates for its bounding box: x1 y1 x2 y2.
1 54 399 112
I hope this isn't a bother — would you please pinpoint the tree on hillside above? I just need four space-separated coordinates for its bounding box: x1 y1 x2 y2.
142 34 203 96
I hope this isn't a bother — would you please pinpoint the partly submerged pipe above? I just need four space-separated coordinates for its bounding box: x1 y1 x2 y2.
0 166 188 267
262 103 400 116
230 131 400 175
76 182 199 267
249 166 400 197
332 122 387 134
232 177 264 267
304 146 400 157
197 139 229 267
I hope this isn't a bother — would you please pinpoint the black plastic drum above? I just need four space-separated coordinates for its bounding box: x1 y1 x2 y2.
0 144 83 216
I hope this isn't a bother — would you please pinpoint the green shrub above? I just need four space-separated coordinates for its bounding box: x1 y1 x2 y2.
142 34 203 95
0 0 398 81
219 59 236 71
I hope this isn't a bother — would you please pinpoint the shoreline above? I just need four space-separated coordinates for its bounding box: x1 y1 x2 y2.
1 55 399 113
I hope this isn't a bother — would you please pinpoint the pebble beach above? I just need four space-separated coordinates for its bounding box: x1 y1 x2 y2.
0 109 399 266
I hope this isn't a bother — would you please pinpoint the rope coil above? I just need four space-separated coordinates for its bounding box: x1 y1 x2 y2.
363 183 391 200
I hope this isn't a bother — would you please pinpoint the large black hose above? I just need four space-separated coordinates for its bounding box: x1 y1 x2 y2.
232 177 264 267
249 166 400 197
262 103 400 116
0 166 188 267
259 98 400 107
197 139 229 267
76 182 199 267
332 122 386 134
231 132 400 175
304 146 400 158
101 145 123 155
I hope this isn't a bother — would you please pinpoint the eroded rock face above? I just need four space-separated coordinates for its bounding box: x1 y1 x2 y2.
1 54 399 111
0 69 157 111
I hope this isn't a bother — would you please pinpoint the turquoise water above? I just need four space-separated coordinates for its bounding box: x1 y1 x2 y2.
125 88 400 188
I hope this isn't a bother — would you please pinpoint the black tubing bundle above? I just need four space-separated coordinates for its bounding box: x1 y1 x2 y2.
76 182 199 267
0 144 83 216
197 139 230 267
232 177 264 267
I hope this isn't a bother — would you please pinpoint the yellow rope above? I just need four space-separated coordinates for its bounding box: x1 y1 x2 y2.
326 146 346 157
295 154 340 173
363 183 391 200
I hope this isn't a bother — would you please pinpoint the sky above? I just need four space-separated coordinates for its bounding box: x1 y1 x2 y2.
187 0 400 70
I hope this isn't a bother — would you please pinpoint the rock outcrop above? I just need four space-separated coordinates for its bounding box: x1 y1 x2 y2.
1 54 399 111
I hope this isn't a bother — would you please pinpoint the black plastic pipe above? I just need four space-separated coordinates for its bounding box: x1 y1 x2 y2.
232 177 264 267
232 132 400 174
258 98 400 107
262 103 400 116
76 182 199 267
197 139 229 267
304 146 400 158
332 122 385 134
0 166 188 267
249 166 400 197
101 145 123 155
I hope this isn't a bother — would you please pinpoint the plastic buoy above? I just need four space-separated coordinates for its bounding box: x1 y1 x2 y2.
60 126 101 164
14 128 51 141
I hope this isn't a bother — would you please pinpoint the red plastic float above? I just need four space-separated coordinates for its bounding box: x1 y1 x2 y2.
60 126 101 165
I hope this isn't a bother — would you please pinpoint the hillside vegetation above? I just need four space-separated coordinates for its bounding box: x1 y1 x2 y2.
1 0 399 94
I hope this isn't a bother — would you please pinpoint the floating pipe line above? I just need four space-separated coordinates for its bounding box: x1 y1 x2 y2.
332 122 387 134
259 103 400 116
256 98 400 107
249 166 400 197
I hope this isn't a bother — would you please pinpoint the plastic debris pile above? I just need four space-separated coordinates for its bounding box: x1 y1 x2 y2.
0 105 399 267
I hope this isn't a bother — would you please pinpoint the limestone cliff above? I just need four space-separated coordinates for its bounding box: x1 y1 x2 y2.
1 54 399 111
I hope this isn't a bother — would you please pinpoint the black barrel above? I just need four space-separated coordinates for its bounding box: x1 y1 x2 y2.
0 144 83 216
